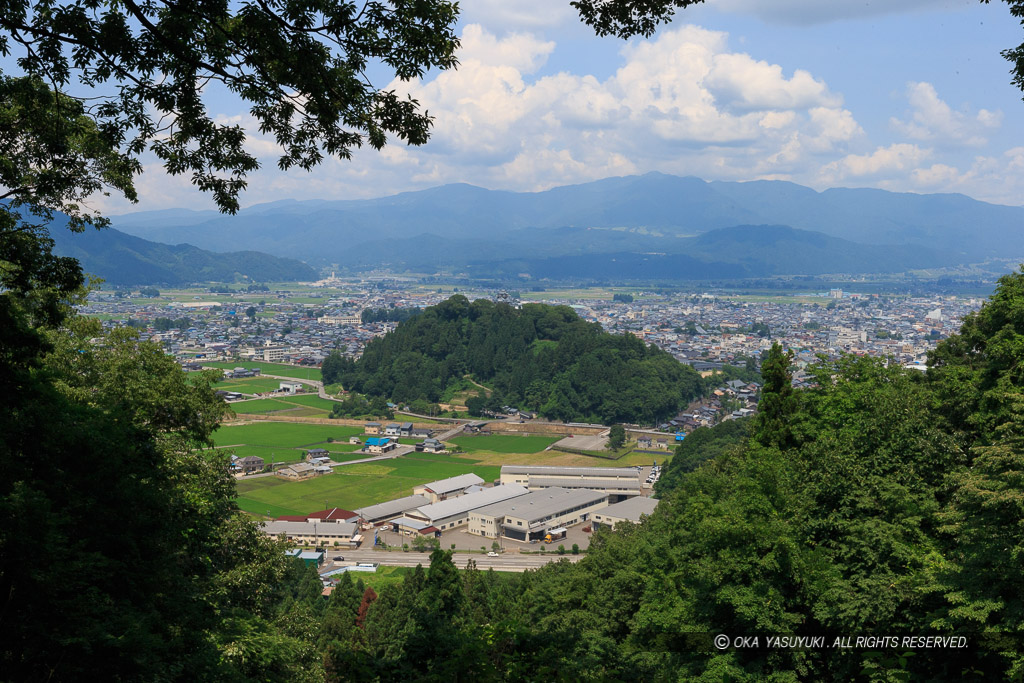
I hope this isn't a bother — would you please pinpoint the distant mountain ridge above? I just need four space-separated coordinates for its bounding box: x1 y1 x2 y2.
48 222 316 285
467 225 960 280
110 173 1024 269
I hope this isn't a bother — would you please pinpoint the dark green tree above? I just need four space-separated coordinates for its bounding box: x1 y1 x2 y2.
608 424 626 449
753 342 798 449
0 1 459 213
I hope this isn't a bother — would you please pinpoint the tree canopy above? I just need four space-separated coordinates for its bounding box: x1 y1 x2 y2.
0 0 459 217
337 295 705 424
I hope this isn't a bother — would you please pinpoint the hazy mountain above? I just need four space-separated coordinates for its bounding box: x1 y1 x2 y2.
471 225 960 280
48 224 317 285
110 173 1024 267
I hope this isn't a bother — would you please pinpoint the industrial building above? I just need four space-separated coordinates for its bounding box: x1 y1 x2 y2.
262 521 362 547
499 465 643 502
413 473 485 503
468 487 609 541
405 484 529 531
355 494 430 525
591 496 659 530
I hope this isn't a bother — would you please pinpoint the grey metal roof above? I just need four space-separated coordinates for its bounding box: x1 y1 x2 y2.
391 516 434 531
355 494 431 521
528 476 641 491
501 465 641 479
263 521 357 537
421 473 484 495
472 487 607 524
407 485 529 523
597 496 659 522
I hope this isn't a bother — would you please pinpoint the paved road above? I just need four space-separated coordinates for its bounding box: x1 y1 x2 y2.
323 547 582 572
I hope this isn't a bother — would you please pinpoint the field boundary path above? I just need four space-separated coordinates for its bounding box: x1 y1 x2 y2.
395 409 465 424
436 424 466 441
329 447 413 468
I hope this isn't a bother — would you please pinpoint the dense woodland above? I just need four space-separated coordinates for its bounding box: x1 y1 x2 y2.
4 0 1024 679
326 295 705 425
312 272 1024 682
8 262 1024 680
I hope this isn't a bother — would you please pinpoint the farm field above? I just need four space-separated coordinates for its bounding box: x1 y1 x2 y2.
449 434 561 454
213 421 363 448
202 360 323 382
230 399 309 415
235 455 501 516
217 377 293 393
228 425 672 518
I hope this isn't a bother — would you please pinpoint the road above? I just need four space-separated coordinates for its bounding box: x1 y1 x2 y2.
323 548 582 572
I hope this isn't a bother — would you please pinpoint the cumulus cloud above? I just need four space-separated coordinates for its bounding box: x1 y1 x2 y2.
382 24 858 191
890 82 1001 147
99 15 1022 214
819 143 930 181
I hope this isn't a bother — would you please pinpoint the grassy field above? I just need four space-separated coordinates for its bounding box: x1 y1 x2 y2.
230 399 312 415
339 566 414 591
229 425 668 518
228 393 338 418
218 377 293 393
449 434 561 454
236 455 501 516
213 422 363 448
202 361 322 382
280 394 338 410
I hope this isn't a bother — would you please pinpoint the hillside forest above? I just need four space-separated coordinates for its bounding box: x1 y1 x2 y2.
6 246 1024 678
325 295 705 425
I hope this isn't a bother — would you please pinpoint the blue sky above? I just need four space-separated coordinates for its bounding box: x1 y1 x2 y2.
103 0 1024 212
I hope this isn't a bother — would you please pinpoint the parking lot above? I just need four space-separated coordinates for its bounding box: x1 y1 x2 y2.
372 517 596 552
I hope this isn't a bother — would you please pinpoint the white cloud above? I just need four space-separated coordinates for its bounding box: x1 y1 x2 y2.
890 82 1001 147
98 15 1023 214
383 24 859 191
820 143 930 181
457 24 555 72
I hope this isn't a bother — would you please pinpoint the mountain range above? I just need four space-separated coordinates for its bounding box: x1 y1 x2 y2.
94 172 1024 281
48 222 315 286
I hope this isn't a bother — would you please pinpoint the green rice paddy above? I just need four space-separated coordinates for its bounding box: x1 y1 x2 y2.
202 361 322 382
235 455 500 516
449 434 560 454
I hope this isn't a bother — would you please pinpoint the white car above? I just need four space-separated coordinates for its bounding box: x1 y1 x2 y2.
486 551 500 557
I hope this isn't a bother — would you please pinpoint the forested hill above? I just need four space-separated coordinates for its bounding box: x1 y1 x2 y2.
332 295 703 424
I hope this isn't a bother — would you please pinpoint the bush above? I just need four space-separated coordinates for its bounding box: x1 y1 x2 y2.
572 543 580 555
402 544 409 552
557 544 566 555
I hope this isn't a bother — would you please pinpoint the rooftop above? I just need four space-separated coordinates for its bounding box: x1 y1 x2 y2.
355 494 431 521
502 465 641 479
408 484 529 523
599 496 659 522
421 473 485 495
528 476 642 491
473 487 607 525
